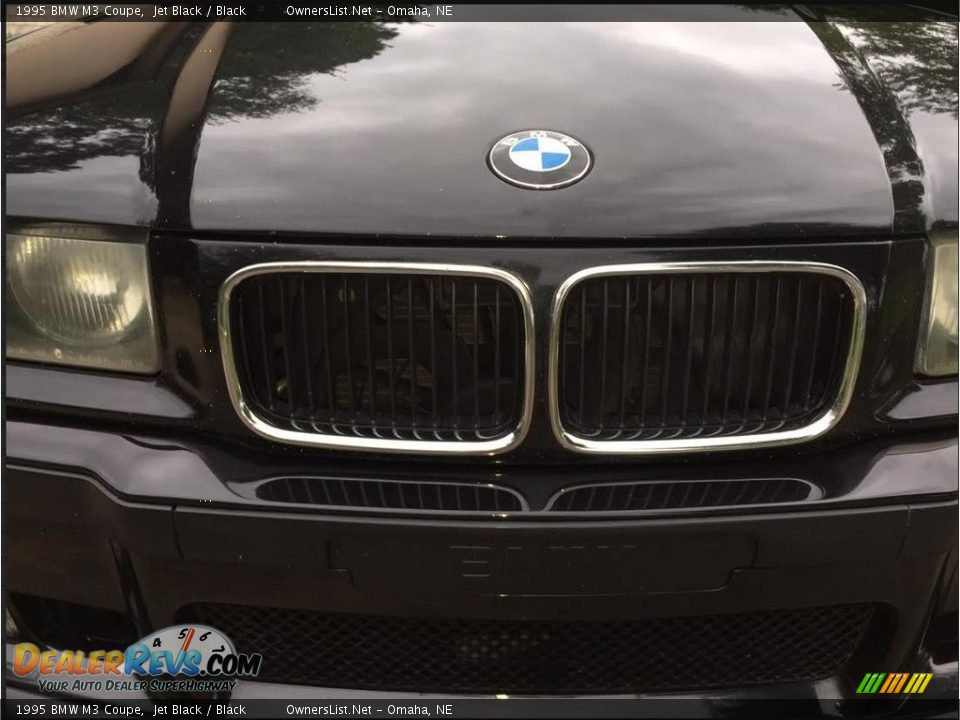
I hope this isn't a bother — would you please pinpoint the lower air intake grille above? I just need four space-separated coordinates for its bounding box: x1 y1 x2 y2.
555 265 862 448
178 603 876 693
548 478 818 512
256 477 524 512
223 265 529 450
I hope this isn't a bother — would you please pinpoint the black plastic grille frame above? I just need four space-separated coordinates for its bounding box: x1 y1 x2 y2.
178 603 876 694
548 478 818 512
256 477 524 512
556 268 858 443
227 268 527 445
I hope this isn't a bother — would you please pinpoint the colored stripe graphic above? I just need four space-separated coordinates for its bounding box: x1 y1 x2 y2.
879 674 895 693
857 672 932 694
892 673 909 693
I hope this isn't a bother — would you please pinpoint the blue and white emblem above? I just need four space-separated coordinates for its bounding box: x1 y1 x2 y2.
488 130 592 190
509 136 572 172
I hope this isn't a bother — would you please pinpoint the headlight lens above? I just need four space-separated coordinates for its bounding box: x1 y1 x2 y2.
6 233 159 373
916 229 959 377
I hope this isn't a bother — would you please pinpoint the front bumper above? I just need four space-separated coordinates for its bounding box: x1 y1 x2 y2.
4 419 957 705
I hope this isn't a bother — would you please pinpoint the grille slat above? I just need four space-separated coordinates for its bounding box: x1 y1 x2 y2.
827 301 847 404
579 287 588 426
555 267 860 446
472 281 479 429
762 277 783 419
701 276 718 424
680 279 697 426
494 286 501 424
548 478 818 512
363 278 376 423
226 268 528 448
255 282 275 411
742 278 761 431
721 277 739 423
619 280 631 428
278 278 296 415
406 278 417 431
661 277 674 427
385 277 397 431
430 281 439 427
599 280 609 431
450 280 459 433
298 277 316 419
256 477 523 512
178 602 877 694
341 276 356 418
803 282 826 411
320 277 335 423
641 280 653 425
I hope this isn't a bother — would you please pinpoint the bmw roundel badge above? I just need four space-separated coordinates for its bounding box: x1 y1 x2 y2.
488 130 592 190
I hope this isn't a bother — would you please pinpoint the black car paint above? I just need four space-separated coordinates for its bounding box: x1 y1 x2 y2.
5 11 959 238
3 9 958 704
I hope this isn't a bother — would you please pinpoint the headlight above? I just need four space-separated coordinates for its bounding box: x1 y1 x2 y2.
916 229 958 377
6 232 159 373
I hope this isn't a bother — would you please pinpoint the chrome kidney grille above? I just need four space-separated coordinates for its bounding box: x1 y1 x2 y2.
221 261 864 455
219 263 534 454
551 263 866 453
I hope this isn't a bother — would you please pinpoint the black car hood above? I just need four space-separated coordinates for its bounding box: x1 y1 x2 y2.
6 10 958 240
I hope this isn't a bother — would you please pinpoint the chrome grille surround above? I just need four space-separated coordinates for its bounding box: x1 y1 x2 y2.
218 261 535 455
548 261 867 455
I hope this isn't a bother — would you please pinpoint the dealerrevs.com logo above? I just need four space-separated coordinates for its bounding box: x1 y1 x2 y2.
13 624 262 694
